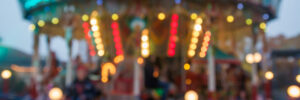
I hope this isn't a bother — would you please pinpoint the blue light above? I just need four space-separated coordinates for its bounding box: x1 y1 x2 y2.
263 13 269 20
44 6 50 12
237 3 244 10
175 0 181 4
97 0 103 5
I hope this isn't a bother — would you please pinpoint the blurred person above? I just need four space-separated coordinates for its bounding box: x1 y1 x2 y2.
65 65 101 100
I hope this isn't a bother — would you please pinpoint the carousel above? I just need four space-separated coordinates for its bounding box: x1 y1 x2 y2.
18 0 280 99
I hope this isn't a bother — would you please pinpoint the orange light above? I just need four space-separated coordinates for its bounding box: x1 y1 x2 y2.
137 57 144 64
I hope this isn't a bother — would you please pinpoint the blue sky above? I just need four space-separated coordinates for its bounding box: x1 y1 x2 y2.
0 0 299 61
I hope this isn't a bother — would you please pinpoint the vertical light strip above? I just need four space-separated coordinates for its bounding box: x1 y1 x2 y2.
199 31 211 58
187 17 203 58
167 14 179 57
111 13 124 56
90 11 105 56
82 22 96 56
141 29 150 58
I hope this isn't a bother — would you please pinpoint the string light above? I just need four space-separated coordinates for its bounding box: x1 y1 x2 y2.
38 20 45 27
190 13 197 20
82 14 89 21
167 14 179 57
198 31 211 58
112 13 119 21
246 18 252 25
187 17 203 57
226 15 234 23
158 12 166 21
28 24 36 31
111 20 124 56
90 10 105 56
141 29 150 58
82 21 96 56
101 62 116 83
51 17 59 24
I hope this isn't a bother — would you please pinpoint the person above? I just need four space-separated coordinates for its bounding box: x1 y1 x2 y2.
65 65 100 100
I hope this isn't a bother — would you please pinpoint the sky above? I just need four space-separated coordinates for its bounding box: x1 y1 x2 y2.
0 0 299 61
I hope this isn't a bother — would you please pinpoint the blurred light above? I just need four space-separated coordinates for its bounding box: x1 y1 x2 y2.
246 53 254 64
112 13 119 21
1 70 12 79
153 68 159 78
237 3 244 10
141 36 149 41
114 55 124 64
194 24 202 31
195 18 203 24
90 19 97 25
175 0 181 4
158 12 166 21
82 14 89 21
137 57 144 64
101 62 116 83
198 31 211 58
97 0 103 5
141 29 150 58
190 44 197 49
184 63 190 70
184 90 198 100
296 75 300 83
186 78 192 85
49 87 63 100
265 71 274 80
287 85 300 98
98 50 105 56
192 31 200 37
254 52 262 63
92 26 99 31
226 15 234 23
29 24 36 31
259 22 266 30
51 17 59 24
142 49 150 57
190 13 197 20
246 18 252 25
38 20 45 27
263 13 269 20
188 50 195 57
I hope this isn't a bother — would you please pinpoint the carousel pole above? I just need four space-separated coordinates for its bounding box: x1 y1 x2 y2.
32 27 42 97
65 26 73 86
207 42 216 100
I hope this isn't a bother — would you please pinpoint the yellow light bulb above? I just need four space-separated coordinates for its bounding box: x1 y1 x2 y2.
51 17 59 24
194 24 202 31
190 13 197 20
91 26 99 31
246 18 252 25
158 12 166 21
184 63 190 70
141 35 148 41
112 13 119 21
296 75 300 83
259 22 266 29
141 42 149 48
195 18 203 24
82 14 89 21
49 87 63 100
192 31 200 37
98 50 105 56
188 50 195 57
189 44 197 50
191 37 198 44
141 49 150 58
227 15 234 23
90 19 97 25
38 20 45 27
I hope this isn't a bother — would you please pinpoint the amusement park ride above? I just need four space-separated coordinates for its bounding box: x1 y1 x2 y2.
18 0 280 99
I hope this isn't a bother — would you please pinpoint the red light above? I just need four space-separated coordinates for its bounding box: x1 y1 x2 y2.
169 42 176 49
113 30 120 36
82 22 89 28
168 50 175 56
111 22 118 29
170 28 177 35
171 22 178 28
171 14 179 21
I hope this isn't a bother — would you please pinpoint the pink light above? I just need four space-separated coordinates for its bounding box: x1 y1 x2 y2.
113 30 120 36
111 22 118 29
171 14 179 21
171 22 178 28
168 50 175 57
169 42 176 49
170 28 177 35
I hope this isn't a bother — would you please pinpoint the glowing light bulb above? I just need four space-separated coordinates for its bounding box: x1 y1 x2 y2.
184 90 198 100
190 13 197 20
188 50 195 57
141 49 150 57
186 78 192 85
92 26 99 31
98 50 105 56
254 52 262 63
259 22 266 29
38 20 45 27
137 57 144 64
227 15 234 23
296 75 300 83
265 71 274 80
194 24 202 31
90 19 97 25
287 85 300 98
112 13 119 21
29 24 36 31
51 17 59 24
246 18 252 25
49 87 63 100
141 35 148 41
158 12 166 21
82 14 89 21
1 70 12 79
246 53 254 64
184 63 190 70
